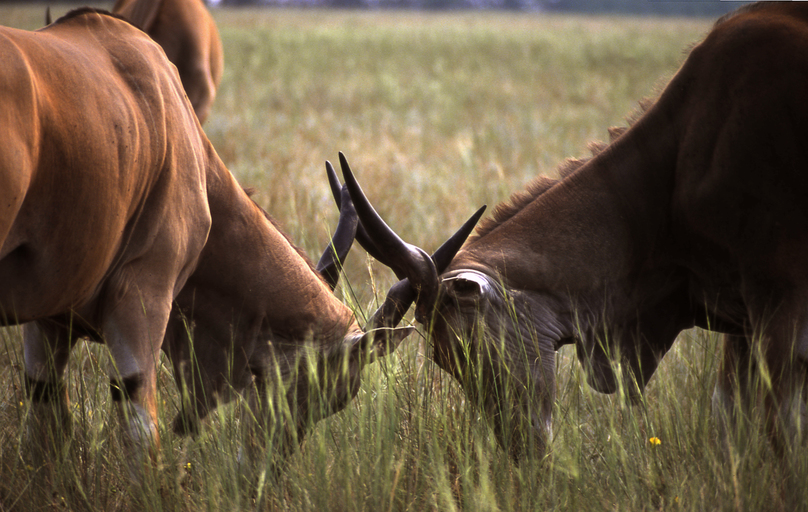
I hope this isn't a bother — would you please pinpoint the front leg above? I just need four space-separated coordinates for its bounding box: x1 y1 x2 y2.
23 320 79 468
740 281 808 451
103 311 165 481
101 265 182 481
711 334 756 437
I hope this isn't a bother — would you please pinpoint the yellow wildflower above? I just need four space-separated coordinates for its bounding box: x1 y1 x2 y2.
649 436 662 446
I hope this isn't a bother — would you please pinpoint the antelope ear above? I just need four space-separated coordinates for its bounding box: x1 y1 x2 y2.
443 271 492 303
346 326 415 361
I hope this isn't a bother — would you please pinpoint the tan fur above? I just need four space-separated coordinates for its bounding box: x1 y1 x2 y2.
1 9 398 477
113 0 223 124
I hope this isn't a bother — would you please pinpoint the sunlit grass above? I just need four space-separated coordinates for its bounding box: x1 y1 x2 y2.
4 5 804 511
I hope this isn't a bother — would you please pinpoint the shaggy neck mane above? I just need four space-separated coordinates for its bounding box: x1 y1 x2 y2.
469 99 652 242
713 2 770 28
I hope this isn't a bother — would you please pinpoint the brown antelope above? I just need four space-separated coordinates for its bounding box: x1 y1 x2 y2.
0 9 480 477
112 0 223 124
341 2 808 458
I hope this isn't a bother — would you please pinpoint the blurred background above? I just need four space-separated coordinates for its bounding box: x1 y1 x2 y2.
1 0 751 17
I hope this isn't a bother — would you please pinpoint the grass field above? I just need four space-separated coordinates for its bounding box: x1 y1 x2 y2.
2 5 806 511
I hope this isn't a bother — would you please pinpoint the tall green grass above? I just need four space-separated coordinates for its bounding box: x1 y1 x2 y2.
3 6 805 511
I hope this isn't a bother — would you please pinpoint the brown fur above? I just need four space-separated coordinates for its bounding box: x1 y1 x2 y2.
471 99 651 242
390 2 808 459
52 7 128 25
0 9 402 477
246 190 325 279
112 0 223 124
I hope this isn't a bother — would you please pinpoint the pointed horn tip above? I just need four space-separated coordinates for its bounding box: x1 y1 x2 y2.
338 153 361 194
338 153 361 187
325 160 337 182
463 204 487 232
338 152 349 170
326 159 343 207
325 159 338 183
459 204 487 235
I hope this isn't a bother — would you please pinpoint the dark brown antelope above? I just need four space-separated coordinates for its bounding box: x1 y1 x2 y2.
339 2 808 459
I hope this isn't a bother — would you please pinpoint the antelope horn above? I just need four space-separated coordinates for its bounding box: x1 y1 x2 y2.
315 163 359 290
328 156 485 275
335 152 485 328
339 153 437 302
430 203 486 273
364 204 486 329
326 160 390 271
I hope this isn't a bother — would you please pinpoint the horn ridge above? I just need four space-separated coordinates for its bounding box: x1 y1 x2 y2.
338 152 436 289
316 165 359 290
327 152 486 331
327 159 390 270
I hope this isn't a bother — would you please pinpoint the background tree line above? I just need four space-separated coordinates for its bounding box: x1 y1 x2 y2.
215 0 746 17
9 0 749 17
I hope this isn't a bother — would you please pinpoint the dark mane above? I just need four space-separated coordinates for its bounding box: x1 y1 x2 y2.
713 2 769 28
53 7 132 27
470 99 652 241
